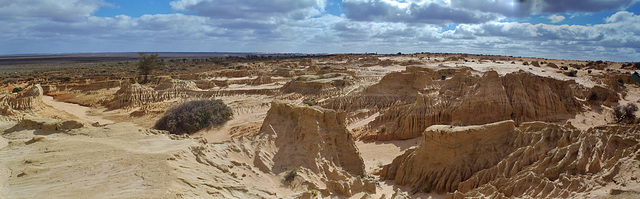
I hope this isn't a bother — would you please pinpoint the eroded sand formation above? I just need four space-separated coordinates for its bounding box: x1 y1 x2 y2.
1 53 639 198
381 120 640 198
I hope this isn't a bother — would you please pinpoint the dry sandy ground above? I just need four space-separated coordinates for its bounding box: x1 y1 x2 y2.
355 138 446 198
0 120 195 198
41 95 114 125
3 55 636 198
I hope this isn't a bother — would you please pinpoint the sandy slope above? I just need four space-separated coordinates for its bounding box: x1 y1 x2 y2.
0 121 194 198
41 95 114 125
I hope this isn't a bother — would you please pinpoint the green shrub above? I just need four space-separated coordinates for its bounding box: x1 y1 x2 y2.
379 125 387 133
12 87 23 93
154 99 232 134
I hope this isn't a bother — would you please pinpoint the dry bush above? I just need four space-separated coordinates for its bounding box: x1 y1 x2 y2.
154 99 233 134
302 98 318 106
565 70 578 77
613 103 638 124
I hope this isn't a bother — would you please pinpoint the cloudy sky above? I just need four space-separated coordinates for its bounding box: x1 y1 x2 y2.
1 0 639 61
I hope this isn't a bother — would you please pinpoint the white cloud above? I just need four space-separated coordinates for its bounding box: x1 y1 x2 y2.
536 0 637 14
342 0 638 25
548 14 565 23
342 0 499 24
170 0 325 20
605 11 637 23
0 0 107 21
1 0 639 62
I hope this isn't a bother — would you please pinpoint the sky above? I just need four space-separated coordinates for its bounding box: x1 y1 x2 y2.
1 0 639 62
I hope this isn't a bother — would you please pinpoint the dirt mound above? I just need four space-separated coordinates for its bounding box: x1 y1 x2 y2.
365 69 590 141
381 120 640 198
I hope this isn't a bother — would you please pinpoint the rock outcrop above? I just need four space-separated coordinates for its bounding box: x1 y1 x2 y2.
171 101 375 197
258 101 365 176
322 67 471 113
43 80 122 94
0 84 44 112
281 73 354 96
106 83 164 109
249 75 273 86
381 120 640 198
107 80 197 109
19 116 86 132
366 69 585 140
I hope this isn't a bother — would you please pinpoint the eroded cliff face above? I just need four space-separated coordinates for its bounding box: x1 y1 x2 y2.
106 83 163 109
281 73 354 96
171 101 374 197
381 120 640 198
0 84 44 113
106 79 196 109
366 69 590 141
259 101 365 176
322 67 449 112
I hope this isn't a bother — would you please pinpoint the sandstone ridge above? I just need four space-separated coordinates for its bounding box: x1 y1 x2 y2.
381 120 640 198
364 67 612 141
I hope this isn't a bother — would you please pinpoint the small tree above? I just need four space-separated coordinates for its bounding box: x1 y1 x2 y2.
137 52 164 83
